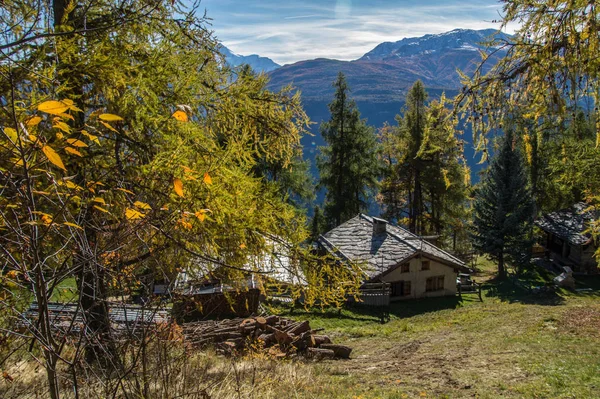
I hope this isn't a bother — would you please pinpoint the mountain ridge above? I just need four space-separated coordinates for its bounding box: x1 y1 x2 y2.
220 45 281 73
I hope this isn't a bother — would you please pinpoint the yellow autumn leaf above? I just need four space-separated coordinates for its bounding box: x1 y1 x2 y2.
38 100 69 115
53 121 71 134
239 243 246 249
42 145 66 171
134 201 151 210
63 222 83 230
32 190 50 195
65 147 83 157
100 121 118 133
81 130 100 145
116 187 134 195
203 172 212 185
66 138 88 147
41 214 53 225
62 180 83 190
27 117 42 127
93 197 106 205
173 178 184 197
3 127 17 143
56 132 64 140
172 110 188 122
93 205 109 213
125 208 144 220
57 113 74 121
99 113 123 122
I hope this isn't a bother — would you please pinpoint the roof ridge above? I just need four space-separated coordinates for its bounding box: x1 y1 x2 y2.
317 234 352 262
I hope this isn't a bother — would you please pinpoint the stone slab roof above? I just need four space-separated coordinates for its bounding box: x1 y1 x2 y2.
535 202 598 246
318 214 466 281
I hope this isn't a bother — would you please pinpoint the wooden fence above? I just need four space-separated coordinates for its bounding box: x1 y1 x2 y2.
355 282 391 307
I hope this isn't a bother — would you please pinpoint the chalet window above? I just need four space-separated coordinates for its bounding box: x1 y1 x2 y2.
400 264 410 273
391 281 411 297
425 276 444 292
421 260 430 271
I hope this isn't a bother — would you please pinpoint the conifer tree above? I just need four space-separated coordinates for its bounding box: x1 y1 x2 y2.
471 131 534 279
317 72 380 227
380 82 469 243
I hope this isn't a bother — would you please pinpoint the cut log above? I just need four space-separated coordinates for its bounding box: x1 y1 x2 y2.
288 320 310 335
320 344 352 359
310 335 331 347
265 315 279 325
273 328 293 345
307 347 335 359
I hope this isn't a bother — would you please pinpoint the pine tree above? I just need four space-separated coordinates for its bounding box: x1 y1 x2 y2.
317 72 380 228
471 131 534 279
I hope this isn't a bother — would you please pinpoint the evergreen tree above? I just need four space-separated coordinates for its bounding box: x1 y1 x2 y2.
317 72 380 227
380 82 470 243
471 131 534 279
309 205 327 242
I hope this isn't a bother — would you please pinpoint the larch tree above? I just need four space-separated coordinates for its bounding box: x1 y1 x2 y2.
455 0 600 261
381 81 470 243
0 1 364 396
471 131 535 279
317 72 380 228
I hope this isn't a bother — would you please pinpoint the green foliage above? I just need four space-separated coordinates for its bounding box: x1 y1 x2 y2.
471 131 535 278
379 82 470 246
317 72 380 228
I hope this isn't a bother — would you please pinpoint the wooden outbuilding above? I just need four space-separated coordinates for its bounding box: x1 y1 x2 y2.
535 202 598 274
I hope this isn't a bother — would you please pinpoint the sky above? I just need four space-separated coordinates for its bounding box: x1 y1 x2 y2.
199 0 515 65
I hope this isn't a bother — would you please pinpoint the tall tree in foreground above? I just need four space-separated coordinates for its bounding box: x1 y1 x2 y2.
471 131 534 279
317 72 379 228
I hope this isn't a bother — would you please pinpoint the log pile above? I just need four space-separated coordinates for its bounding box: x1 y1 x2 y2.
182 315 351 359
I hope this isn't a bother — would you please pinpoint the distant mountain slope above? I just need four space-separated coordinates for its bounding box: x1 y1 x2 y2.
220 45 281 73
360 28 509 61
267 28 508 102
264 28 511 189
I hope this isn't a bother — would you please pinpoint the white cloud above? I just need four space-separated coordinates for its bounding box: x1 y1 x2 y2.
202 0 515 65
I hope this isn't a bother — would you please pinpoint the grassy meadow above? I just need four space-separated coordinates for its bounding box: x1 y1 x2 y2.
2 258 599 398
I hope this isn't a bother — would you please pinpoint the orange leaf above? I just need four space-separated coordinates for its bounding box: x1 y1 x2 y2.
42 145 66 171
173 178 184 197
172 110 188 122
195 211 206 222
203 172 212 185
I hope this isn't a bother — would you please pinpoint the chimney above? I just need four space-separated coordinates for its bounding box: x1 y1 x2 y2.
372 217 387 235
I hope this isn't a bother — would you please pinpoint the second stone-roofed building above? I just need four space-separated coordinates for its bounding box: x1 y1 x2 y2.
317 214 468 301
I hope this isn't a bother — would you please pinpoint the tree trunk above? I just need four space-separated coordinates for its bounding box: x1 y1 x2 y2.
498 250 506 280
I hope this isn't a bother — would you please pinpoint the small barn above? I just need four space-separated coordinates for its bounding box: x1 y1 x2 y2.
172 238 306 319
317 214 468 302
535 202 598 274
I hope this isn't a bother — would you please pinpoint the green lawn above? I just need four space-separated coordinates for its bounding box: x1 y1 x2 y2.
268 258 600 398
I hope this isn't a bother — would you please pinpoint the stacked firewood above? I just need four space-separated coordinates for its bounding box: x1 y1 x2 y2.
182 315 351 359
